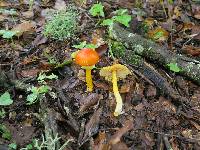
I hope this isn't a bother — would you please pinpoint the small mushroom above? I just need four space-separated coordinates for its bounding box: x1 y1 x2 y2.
100 64 131 116
75 48 99 92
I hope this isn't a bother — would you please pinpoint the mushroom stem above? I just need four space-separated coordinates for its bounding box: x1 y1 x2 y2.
112 70 123 116
86 69 93 92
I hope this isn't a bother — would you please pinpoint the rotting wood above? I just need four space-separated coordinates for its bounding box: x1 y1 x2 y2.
112 23 200 85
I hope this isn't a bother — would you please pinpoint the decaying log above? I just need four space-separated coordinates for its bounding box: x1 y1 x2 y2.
112 23 200 85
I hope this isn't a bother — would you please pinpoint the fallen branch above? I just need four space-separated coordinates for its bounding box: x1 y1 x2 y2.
112 24 200 85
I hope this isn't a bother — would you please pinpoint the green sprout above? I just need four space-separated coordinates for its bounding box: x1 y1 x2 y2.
89 2 104 17
26 85 50 105
167 63 181 73
0 92 13 106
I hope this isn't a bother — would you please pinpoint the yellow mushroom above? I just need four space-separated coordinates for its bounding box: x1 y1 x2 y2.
99 64 131 116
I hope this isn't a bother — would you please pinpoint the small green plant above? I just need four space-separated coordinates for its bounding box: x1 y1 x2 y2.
72 41 97 49
26 73 58 105
101 9 132 36
26 85 50 105
89 2 104 17
0 30 18 39
0 92 13 106
0 124 12 140
167 63 181 73
0 8 17 15
43 6 79 40
101 9 131 28
8 143 17 150
20 134 73 150
37 73 58 83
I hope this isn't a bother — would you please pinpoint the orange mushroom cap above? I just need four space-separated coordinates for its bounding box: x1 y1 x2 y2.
75 48 99 66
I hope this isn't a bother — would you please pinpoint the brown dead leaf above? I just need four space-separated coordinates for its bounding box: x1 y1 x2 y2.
80 108 102 144
32 34 48 46
182 129 193 139
22 10 34 19
79 93 103 112
182 45 200 57
145 85 157 98
109 120 133 145
92 131 108 150
93 80 110 90
54 0 66 10
120 82 131 93
20 68 39 78
111 142 129 150
12 21 36 37
190 121 200 131
140 132 155 148
192 4 200 19
0 1 10 7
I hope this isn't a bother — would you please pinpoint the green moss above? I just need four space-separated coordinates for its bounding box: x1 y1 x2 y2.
43 6 79 40
111 41 126 58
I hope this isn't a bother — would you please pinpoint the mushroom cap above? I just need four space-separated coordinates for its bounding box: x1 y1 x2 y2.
99 64 131 81
75 48 99 66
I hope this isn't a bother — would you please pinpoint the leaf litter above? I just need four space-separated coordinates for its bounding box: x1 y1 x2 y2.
0 0 200 149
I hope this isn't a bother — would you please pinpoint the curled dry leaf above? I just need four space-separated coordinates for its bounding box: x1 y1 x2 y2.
12 21 36 37
80 108 102 145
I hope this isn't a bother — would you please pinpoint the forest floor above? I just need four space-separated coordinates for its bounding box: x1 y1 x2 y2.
0 0 200 150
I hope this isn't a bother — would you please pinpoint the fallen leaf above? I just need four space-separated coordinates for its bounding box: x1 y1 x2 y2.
79 93 102 112
182 45 200 56
20 68 40 78
12 21 36 37
22 10 34 19
80 108 102 144
92 131 108 150
148 27 169 42
111 142 129 150
109 120 133 145
32 34 48 46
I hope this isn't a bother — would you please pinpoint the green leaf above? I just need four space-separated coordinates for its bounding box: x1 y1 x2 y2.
101 19 114 26
113 15 132 27
114 9 128 15
26 93 38 105
2 30 17 39
0 124 12 140
85 44 97 49
72 41 87 49
37 85 50 94
0 92 13 106
89 3 104 17
167 63 181 73
9 143 17 150
37 73 58 83
26 144 33 149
